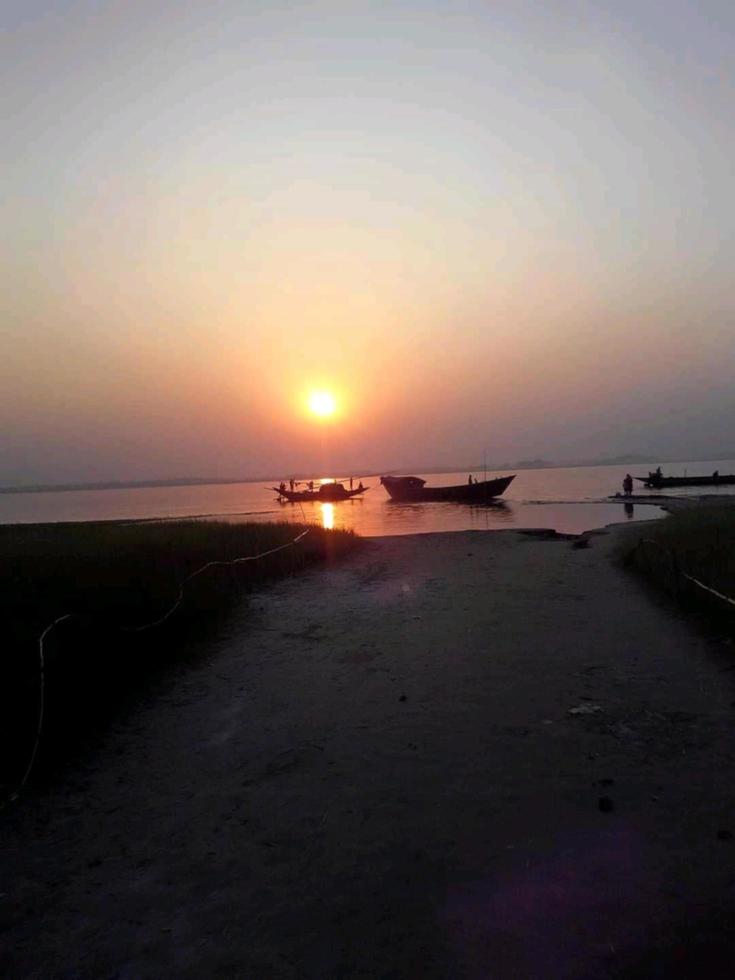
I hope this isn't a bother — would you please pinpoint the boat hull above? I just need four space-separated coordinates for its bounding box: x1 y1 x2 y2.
380 475 515 502
634 475 735 489
273 485 368 502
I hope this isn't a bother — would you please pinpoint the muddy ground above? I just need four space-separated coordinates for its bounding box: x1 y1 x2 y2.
3 527 735 978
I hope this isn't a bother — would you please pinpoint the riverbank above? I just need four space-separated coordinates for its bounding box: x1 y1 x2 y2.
4 526 735 978
1 520 357 791
620 499 735 634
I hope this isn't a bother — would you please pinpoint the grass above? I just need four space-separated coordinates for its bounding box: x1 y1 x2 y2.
620 501 735 619
1 519 359 792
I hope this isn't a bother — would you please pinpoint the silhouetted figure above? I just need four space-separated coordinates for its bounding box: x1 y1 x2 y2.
647 466 663 487
468 475 473 485
279 481 286 494
358 481 364 491
289 477 294 491
349 476 353 490
308 480 314 491
623 474 633 496
713 470 719 482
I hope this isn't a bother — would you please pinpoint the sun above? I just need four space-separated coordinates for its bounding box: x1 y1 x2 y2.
308 390 337 419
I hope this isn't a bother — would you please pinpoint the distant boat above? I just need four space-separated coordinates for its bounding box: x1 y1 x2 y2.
634 472 735 489
273 481 369 502
379 474 515 502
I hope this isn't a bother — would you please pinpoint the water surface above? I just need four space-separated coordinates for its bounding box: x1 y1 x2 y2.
6 459 727 535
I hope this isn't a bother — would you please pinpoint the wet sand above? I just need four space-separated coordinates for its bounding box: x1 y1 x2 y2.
4 526 735 978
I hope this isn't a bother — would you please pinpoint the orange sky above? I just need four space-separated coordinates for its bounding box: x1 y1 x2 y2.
3 1 735 483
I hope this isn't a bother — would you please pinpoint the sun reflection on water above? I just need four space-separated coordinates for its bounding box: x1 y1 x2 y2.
321 502 335 530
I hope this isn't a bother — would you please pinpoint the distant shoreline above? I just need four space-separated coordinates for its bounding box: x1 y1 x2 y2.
2 454 735 496
0 477 256 496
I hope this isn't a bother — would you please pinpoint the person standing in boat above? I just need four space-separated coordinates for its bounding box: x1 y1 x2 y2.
623 474 633 496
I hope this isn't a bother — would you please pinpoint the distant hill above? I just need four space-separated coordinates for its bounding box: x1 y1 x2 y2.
513 458 555 469
0 477 254 495
569 454 659 466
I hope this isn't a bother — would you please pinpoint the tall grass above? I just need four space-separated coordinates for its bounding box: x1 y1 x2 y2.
1 519 359 791
621 502 735 618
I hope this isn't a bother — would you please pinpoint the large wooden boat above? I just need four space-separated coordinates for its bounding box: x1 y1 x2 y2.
273 482 369 503
635 472 735 489
379 474 515 502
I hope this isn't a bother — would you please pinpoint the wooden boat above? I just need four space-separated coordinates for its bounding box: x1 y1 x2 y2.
273 482 369 502
634 472 735 489
379 474 515 502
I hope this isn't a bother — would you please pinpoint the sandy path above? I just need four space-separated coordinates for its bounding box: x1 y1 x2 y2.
3 528 735 978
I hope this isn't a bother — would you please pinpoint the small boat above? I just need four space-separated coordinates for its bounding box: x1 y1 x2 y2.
379 474 515 502
634 472 735 489
273 481 369 502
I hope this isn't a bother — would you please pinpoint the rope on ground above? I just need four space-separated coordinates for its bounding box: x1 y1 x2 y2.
121 529 310 632
679 572 735 609
637 536 735 608
8 614 74 804
4 527 311 806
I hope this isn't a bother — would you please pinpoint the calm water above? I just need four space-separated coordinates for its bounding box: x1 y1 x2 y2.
5 458 732 536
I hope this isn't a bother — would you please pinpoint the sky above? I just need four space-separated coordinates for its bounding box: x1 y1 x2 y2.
3 0 735 483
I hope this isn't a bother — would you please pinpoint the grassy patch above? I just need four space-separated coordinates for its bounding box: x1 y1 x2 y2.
620 502 735 619
1 519 359 791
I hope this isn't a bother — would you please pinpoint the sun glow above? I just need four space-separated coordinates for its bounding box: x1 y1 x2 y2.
308 390 337 419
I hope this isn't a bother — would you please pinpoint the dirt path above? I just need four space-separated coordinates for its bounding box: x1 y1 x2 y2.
3 528 735 978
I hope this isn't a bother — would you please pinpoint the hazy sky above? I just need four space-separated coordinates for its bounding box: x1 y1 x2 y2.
3 0 735 483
